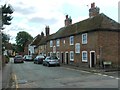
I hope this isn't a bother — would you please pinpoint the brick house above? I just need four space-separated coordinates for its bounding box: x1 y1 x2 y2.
45 3 120 68
28 34 42 56
36 28 49 56
29 26 50 57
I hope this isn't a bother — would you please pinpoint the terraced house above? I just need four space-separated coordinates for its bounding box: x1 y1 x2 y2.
31 3 119 68
45 3 120 68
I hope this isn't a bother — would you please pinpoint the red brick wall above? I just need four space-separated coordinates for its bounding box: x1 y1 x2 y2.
46 30 119 68
98 30 119 67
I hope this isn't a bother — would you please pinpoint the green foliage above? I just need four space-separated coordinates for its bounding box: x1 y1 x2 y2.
2 4 14 25
5 55 9 63
2 32 10 43
16 31 33 52
2 32 10 52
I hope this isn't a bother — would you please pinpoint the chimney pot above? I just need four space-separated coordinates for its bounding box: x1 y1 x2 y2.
89 2 100 18
45 26 50 36
66 15 68 19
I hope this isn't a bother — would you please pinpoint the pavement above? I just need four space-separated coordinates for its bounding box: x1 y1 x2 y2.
61 64 120 78
0 68 2 90
0 62 12 90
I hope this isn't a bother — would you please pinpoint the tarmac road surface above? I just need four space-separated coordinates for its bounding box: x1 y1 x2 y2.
10 58 119 89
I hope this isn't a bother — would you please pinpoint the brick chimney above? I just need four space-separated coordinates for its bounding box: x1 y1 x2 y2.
64 15 72 26
41 31 44 37
89 2 100 18
45 26 50 36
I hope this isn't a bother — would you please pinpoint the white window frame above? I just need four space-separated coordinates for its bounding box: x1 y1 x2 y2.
56 39 60 47
57 52 60 59
70 36 74 45
50 52 52 56
82 33 87 44
70 51 74 61
82 51 87 62
53 46 56 53
50 40 53 47
63 40 65 44
75 43 80 53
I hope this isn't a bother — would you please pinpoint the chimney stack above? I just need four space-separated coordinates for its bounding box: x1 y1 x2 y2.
89 2 100 18
91 2 95 8
64 15 72 26
41 32 44 37
45 26 50 36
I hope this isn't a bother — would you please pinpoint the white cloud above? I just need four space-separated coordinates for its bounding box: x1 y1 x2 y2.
1 0 119 43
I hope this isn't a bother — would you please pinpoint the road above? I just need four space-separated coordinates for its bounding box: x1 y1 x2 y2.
10 58 119 88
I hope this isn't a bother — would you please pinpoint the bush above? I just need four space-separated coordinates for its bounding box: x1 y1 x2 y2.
5 55 9 63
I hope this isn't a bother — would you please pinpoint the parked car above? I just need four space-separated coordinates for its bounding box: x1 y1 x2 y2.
34 55 45 64
23 55 33 61
14 55 24 63
43 56 60 67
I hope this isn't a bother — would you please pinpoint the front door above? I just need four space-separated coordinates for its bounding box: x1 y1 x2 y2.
90 51 95 68
65 52 69 64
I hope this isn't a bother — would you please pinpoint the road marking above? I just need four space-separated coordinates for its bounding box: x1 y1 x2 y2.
102 74 108 77
97 73 102 76
81 70 91 73
115 78 120 80
12 73 19 89
63 66 120 80
14 74 19 89
65 67 91 73
109 76 115 79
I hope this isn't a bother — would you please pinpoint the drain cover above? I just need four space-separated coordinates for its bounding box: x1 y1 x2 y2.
18 80 28 84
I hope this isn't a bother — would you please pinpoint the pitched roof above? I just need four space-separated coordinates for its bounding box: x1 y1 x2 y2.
30 34 42 46
37 36 47 46
47 13 120 41
4 42 13 50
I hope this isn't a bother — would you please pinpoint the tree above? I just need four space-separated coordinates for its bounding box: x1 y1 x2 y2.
2 32 10 52
16 31 33 52
2 4 14 25
2 32 10 43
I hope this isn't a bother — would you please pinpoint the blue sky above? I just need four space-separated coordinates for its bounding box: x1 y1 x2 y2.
1 0 119 43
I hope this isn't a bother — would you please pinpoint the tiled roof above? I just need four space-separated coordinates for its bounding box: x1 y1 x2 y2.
47 13 120 41
4 42 13 50
37 36 47 46
30 34 42 46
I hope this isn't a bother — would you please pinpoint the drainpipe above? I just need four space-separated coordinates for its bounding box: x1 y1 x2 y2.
100 46 103 68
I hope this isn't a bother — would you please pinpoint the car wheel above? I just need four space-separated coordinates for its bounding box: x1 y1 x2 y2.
47 63 50 67
58 64 60 66
36 61 39 64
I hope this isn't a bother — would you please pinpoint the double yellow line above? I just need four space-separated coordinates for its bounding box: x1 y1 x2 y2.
12 73 19 89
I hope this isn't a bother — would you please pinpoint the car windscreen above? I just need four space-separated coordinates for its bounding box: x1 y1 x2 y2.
50 56 58 60
37 56 44 58
15 55 22 58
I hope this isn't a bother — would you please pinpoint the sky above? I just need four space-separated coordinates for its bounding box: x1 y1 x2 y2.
0 0 119 43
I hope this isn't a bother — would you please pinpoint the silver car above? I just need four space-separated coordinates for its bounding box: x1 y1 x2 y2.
43 56 60 67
